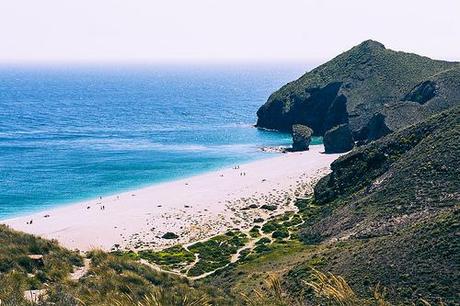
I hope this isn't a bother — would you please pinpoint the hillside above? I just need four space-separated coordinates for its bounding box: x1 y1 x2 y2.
0 224 232 305
256 40 459 144
207 106 460 305
300 106 460 303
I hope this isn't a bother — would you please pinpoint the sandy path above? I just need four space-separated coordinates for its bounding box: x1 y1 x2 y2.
2 145 341 252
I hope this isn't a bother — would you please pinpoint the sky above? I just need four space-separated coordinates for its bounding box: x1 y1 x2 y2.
0 0 459 64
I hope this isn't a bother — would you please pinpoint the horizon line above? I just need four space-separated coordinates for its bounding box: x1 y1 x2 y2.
0 58 326 66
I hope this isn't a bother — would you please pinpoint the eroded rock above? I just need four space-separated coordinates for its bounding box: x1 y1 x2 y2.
324 124 354 153
291 124 313 151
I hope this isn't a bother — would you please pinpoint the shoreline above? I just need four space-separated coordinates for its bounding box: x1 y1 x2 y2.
2 145 341 252
0 149 277 221
1 139 299 222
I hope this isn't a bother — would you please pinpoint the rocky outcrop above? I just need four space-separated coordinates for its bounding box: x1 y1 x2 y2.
291 124 313 151
256 40 460 144
403 80 437 104
356 113 392 145
323 124 354 153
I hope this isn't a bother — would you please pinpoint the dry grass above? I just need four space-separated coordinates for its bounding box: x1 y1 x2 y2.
241 273 304 306
304 269 359 305
110 288 211 306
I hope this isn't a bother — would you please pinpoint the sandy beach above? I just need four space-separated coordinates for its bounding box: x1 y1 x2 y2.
2 145 341 252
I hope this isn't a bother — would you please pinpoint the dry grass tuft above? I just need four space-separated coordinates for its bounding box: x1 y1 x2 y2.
304 268 358 305
111 287 210 306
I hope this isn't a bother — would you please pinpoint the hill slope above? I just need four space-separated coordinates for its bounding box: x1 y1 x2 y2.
0 225 231 305
256 40 459 143
207 106 459 305
298 106 460 303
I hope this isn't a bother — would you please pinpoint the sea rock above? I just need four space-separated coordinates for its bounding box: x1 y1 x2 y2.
323 124 354 153
291 124 313 151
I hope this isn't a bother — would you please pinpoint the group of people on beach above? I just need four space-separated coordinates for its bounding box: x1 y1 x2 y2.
232 165 246 176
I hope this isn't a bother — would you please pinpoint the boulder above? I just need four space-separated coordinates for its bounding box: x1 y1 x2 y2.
161 232 179 239
324 124 354 153
291 124 313 151
260 204 278 211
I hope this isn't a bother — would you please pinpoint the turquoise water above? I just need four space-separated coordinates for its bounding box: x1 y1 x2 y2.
0 64 316 219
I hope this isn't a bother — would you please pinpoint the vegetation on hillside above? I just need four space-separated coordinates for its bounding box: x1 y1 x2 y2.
0 225 230 305
207 107 460 305
1 108 458 305
298 107 460 304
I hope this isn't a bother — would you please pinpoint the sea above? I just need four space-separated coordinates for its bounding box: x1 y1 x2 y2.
0 63 318 219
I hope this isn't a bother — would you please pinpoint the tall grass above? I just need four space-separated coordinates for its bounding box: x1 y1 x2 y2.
304 269 359 305
111 288 210 306
241 273 304 306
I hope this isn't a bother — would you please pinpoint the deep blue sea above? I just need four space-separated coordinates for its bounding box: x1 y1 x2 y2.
0 63 316 219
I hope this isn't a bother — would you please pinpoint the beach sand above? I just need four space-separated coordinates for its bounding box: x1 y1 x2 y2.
2 145 341 252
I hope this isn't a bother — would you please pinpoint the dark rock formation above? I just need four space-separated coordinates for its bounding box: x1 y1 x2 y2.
256 82 347 134
291 124 313 151
356 113 392 145
256 40 459 144
161 232 179 239
260 204 277 211
403 80 437 104
323 124 354 153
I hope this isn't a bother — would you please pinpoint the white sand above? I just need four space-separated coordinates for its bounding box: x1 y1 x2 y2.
2 145 341 252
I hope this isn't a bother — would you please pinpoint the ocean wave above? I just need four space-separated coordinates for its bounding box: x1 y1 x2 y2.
0 123 257 138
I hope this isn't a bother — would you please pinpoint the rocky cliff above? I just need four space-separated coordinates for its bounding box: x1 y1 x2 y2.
256 40 460 143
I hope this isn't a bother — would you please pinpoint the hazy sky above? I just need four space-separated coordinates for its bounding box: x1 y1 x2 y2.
0 0 459 63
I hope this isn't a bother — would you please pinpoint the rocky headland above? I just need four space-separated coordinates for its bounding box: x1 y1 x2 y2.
256 40 460 151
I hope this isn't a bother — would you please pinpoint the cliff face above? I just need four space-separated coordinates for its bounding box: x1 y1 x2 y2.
256 40 459 142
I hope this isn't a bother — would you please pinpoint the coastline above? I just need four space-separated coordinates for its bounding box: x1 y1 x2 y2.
2 145 341 252
0 146 281 221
